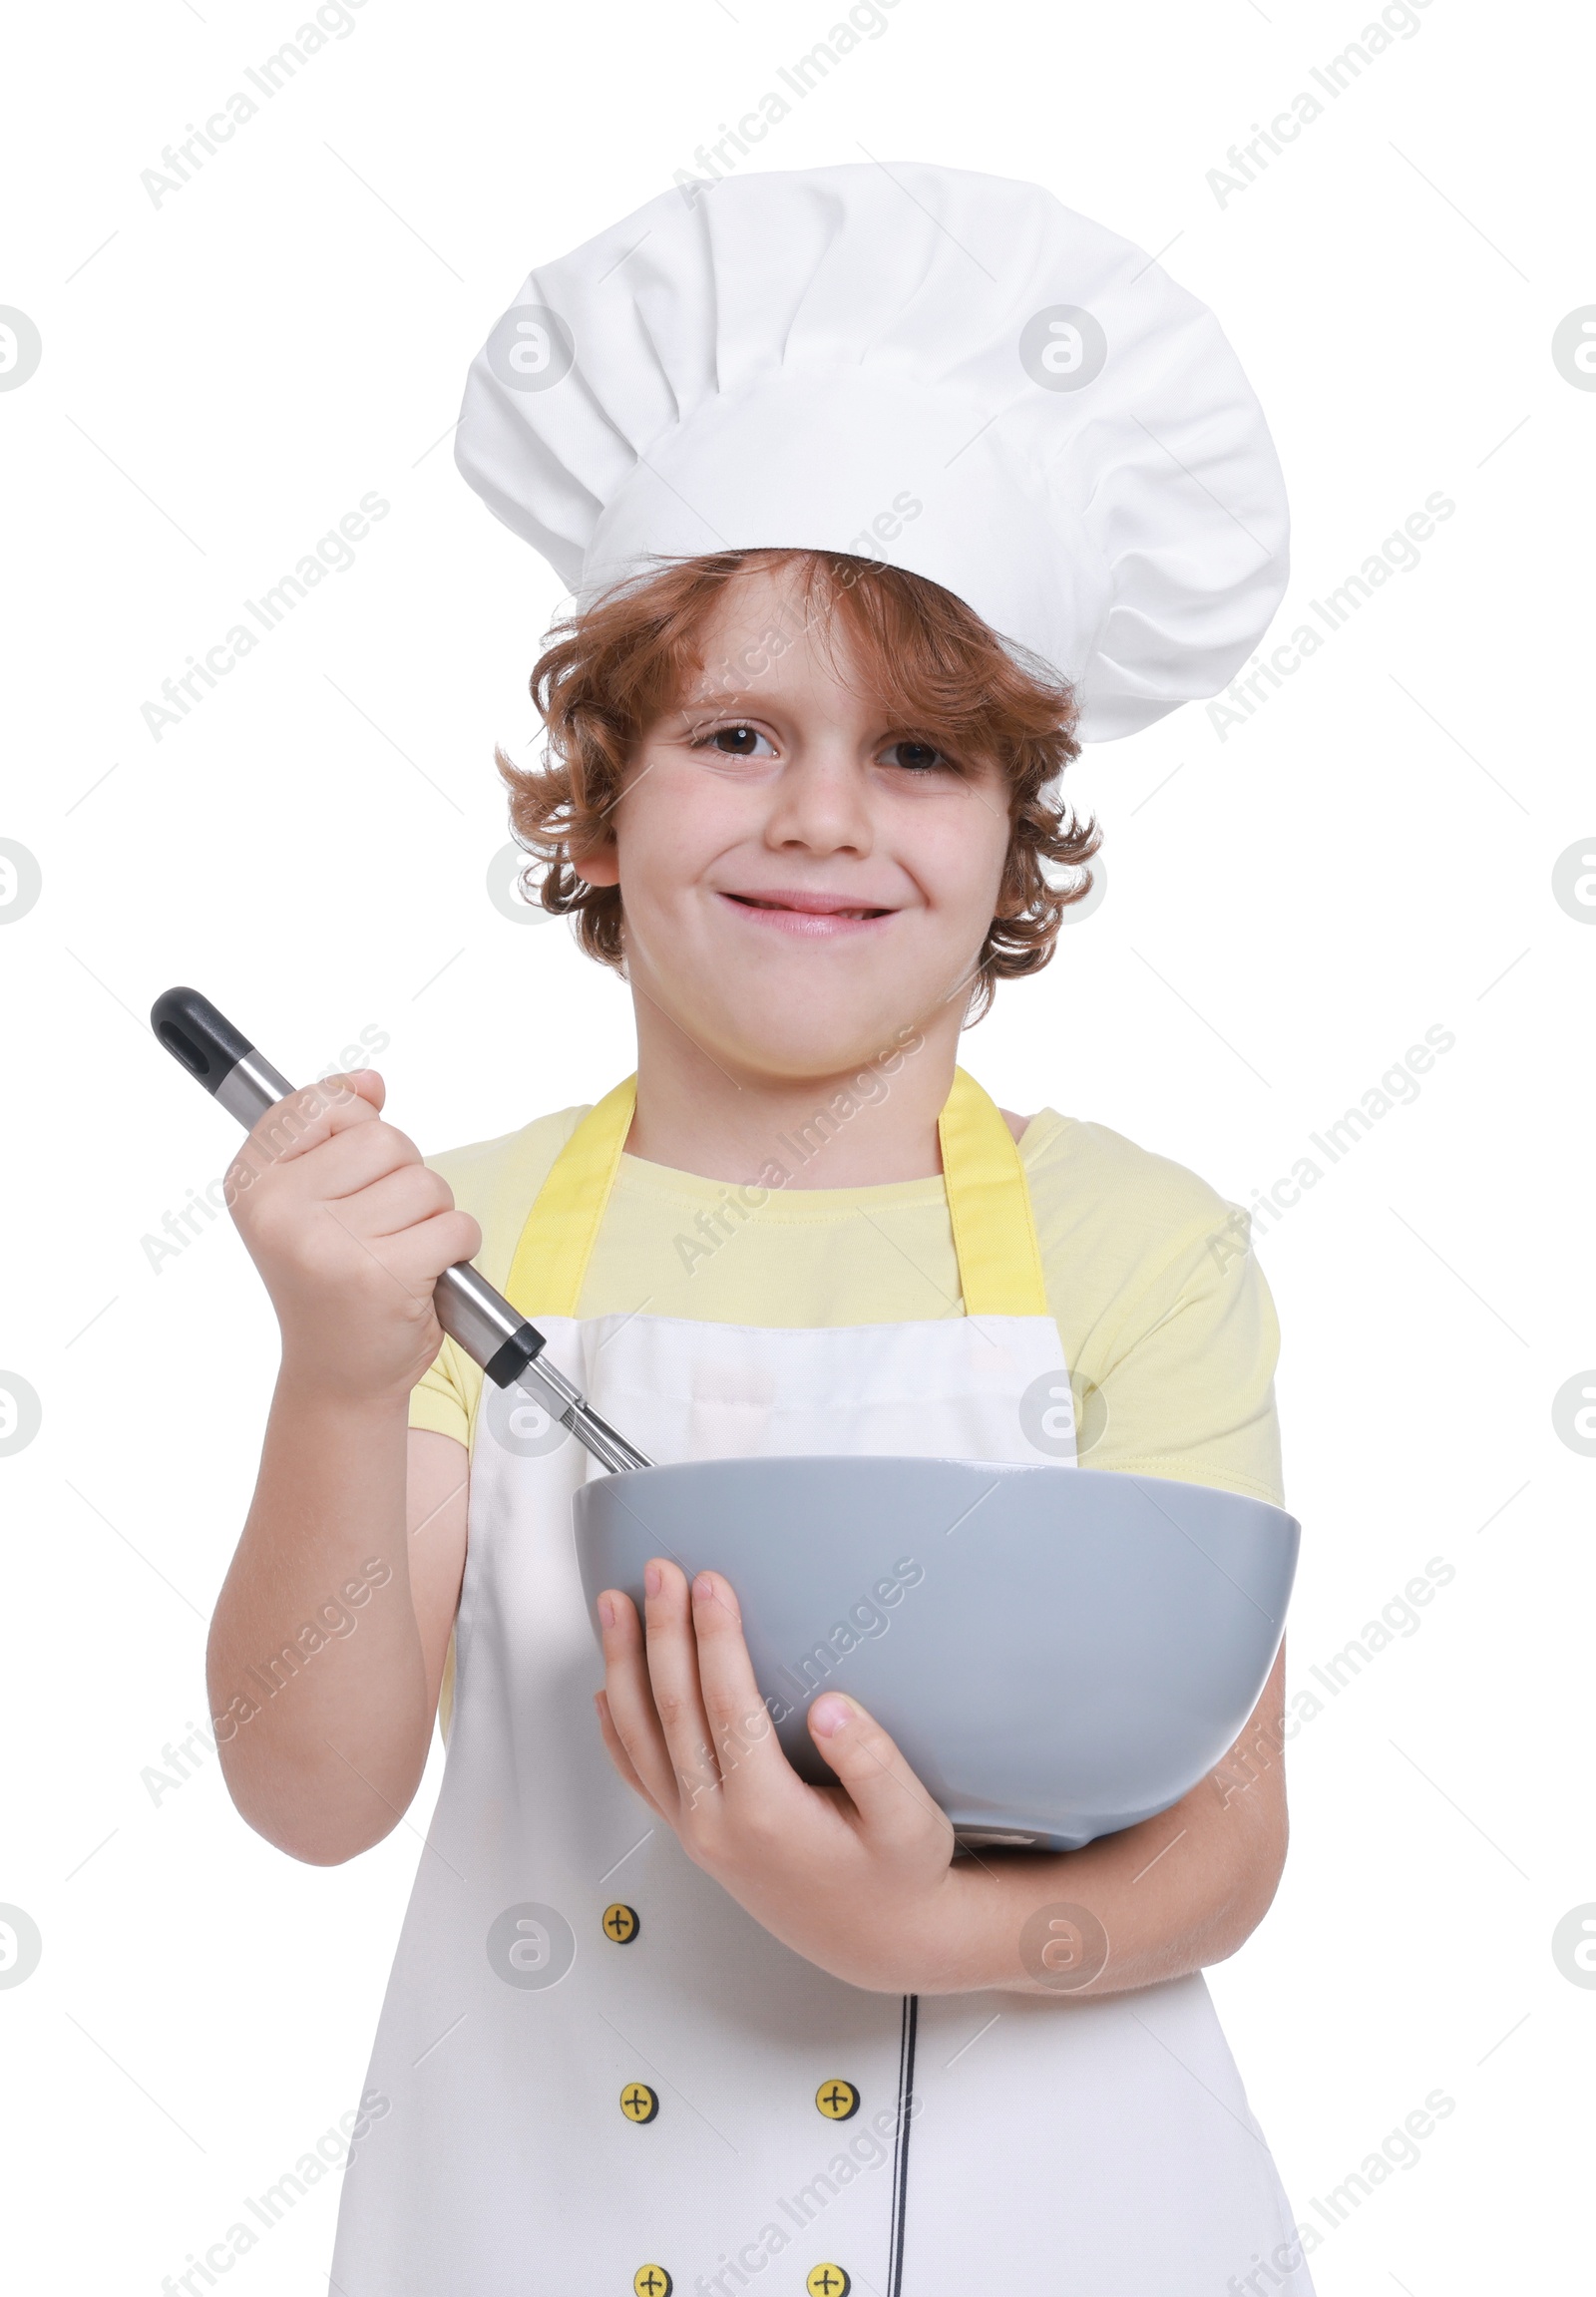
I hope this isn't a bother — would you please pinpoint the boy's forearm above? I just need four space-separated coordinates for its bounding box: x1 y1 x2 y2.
935 1764 1287 2000
917 1650 1291 1999
207 1368 431 1864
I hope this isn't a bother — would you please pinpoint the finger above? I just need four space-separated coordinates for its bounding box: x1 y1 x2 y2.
688 1571 791 1801
595 1590 680 1814
594 1689 665 1819
321 1156 457 1241
222 1083 376 1209
640 1559 723 1818
807 1694 953 1851
294 1114 431 1202
381 1206 484 1295
305 1196 441 1327
237 1072 380 1174
311 1163 481 1295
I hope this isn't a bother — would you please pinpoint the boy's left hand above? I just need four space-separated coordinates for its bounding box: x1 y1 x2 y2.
594 1557 974 1993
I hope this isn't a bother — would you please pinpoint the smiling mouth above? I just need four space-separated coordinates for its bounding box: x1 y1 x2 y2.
722 892 895 921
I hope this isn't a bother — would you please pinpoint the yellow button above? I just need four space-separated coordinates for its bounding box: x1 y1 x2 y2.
815 2078 860 2121
619 2082 659 2123
806 2270 851 2297
633 2270 672 2297
601 1901 640 1944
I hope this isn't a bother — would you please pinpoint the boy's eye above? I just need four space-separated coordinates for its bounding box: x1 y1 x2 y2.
696 723 774 759
881 739 955 774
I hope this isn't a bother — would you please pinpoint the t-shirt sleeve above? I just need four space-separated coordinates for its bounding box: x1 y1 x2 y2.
406 1142 479 1449
403 1111 591 1454
1029 1116 1286 1509
1080 1211 1284 1506
409 1332 474 1448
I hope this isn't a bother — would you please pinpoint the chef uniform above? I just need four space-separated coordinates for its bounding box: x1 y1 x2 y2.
329 1074 1313 2295
330 165 1307 2292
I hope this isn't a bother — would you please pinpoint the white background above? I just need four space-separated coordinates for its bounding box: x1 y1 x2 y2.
1 0 1591 2287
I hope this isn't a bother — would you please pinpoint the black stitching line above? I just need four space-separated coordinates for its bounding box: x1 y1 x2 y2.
887 1992 919 2294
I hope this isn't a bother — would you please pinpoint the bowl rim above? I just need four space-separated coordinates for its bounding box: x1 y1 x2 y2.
569 1452 1301 1538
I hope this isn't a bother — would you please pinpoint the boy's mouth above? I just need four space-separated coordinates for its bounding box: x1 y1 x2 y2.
718 888 896 937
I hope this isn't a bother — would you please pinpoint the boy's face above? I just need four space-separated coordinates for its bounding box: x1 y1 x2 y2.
575 567 1014 1080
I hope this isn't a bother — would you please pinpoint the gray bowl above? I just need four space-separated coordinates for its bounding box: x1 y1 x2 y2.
574 1455 1298 1851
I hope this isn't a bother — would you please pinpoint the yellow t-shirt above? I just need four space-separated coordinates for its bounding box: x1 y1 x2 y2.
409 1104 1284 1507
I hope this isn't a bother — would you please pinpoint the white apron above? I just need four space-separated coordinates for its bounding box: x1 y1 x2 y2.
330 1071 1313 2296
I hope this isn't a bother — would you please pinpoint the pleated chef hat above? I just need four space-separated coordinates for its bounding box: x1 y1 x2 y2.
455 161 1289 742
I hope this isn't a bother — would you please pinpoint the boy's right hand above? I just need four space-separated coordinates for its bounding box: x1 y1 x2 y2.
223 1070 482 1406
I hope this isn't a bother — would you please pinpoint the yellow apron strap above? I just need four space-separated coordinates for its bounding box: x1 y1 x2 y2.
937 1066 1051 1319
504 1075 637 1318
503 1064 1046 1322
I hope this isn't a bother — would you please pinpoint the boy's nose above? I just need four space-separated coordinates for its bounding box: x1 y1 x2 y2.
761 751 875 855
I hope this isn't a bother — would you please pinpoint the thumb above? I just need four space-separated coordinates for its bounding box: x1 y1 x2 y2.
806 1694 949 1848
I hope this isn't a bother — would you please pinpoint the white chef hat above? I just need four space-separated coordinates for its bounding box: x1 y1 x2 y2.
455 161 1289 743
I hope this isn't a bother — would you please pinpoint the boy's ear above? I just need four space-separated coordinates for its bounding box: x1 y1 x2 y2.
570 839 620 888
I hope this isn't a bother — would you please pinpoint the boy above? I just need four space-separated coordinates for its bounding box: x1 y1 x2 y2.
211 166 1311 2293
